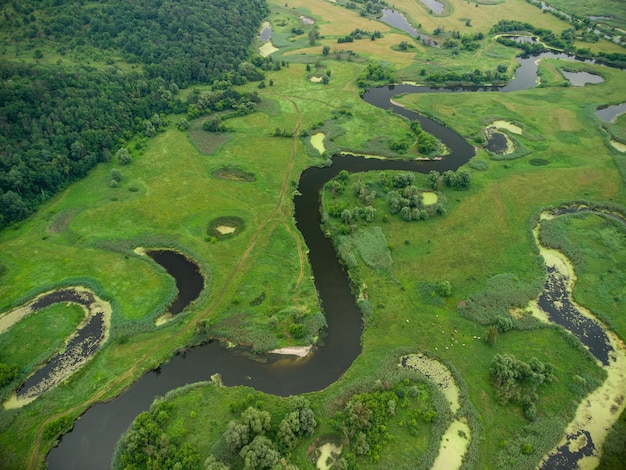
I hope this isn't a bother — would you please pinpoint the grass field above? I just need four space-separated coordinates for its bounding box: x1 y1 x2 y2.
1 0 625 468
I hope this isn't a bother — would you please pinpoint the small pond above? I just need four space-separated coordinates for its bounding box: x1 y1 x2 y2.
486 130 509 154
259 24 271 42
561 70 603 86
420 0 444 15
379 8 437 46
595 102 626 123
147 250 204 315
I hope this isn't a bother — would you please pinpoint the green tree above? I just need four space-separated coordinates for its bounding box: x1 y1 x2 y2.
442 170 456 187
116 148 131 165
204 455 229 470
427 170 440 190
240 436 280 470
177 118 189 131
455 170 471 189
0 362 18 387
110 169 122 183
322 45 330 55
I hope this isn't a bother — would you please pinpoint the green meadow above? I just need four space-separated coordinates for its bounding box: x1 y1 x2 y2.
1 0 625 468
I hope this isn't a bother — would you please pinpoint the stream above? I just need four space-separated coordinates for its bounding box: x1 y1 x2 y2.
39 51 625 468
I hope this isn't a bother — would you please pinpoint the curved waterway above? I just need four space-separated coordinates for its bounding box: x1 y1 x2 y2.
46 52 621 469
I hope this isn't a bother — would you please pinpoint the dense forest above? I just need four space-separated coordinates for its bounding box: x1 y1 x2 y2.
0 0 269 228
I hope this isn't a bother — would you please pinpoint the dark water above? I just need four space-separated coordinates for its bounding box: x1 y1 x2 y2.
17 289 106 399
46 51 619 468
538 266 612 365
146 250 204 315
486 131 508 154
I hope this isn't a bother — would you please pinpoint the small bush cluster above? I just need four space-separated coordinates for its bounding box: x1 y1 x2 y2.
332 378 439 466
490 353 555 420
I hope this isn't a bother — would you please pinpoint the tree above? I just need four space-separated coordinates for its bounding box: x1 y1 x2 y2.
111 169 122 183
177 118 189 131
322 45 330 55
116 148 131 165
341 209 352 224
455 170 471 189
240 436 280 470
308 29 317 45
144 120 156 137
437 281 452 297
204 455 229 470
427 170 440 190
0 362 18 387
442 170 456 187
241 406 271 435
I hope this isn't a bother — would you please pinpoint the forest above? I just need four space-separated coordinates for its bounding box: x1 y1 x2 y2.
0 0 268 228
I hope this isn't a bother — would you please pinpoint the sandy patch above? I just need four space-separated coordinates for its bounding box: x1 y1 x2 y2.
610 140 626 152
155 312 174 326
3 393 37 410
216 225 236 235
431 420 471 470
316 442 342 470
269 345 312 357
133 246 147 256
259 41 278 57
422 191 438 206
310 133 326 154
309 76 323 83
492 120 523 135
402 354 460 412
531 210 626 468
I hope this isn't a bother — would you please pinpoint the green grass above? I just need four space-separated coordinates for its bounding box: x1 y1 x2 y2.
0 304 85 396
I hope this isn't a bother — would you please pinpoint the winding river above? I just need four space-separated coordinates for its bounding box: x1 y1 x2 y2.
39 52 625 468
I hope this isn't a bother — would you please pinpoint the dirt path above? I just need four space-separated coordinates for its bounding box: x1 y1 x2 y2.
27 99 304 469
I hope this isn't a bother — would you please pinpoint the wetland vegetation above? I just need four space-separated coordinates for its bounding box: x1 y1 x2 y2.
1 0 625 469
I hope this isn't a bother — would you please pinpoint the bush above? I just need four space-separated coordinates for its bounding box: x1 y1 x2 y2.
289 323 307 339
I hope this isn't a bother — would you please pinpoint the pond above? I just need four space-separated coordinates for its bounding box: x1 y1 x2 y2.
420 0 444 15
379 8 437 46
485 130 509 154
259 24 271 42
46 51 623 469
595 102 626 122
561 70 603 86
